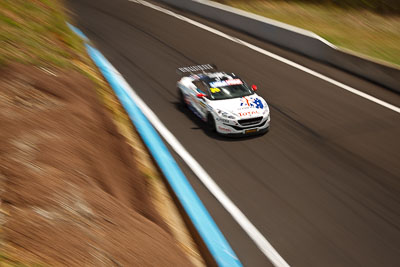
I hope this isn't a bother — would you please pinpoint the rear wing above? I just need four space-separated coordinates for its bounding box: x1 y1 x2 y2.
177 64 217 75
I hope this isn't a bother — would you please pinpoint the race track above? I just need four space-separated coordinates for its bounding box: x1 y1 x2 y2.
67 0 400 266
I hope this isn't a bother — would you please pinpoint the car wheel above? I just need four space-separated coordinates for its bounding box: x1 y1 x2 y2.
207 113 216 132
178 89 187 108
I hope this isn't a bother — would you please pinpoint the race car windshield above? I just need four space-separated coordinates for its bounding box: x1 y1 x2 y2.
208 80 253 100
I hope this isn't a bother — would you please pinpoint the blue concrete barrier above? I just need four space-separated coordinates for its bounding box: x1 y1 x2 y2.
68 23 242 267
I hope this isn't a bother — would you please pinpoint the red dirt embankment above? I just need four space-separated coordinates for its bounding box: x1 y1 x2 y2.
0 63 193 266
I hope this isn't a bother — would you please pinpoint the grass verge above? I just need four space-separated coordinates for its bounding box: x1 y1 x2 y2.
0 252 44 267
1 0 203 265
214 0 400 66
0 0 90 69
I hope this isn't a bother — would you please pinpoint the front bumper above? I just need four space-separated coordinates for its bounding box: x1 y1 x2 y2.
215 115 270 136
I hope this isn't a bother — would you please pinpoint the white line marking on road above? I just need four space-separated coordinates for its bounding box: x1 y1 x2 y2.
130 0 400 114
114 1 289 266
111 52 290 267
124 0 398 265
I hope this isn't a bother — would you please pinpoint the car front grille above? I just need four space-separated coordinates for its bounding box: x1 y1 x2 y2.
228 119 267 130
238 117 263 126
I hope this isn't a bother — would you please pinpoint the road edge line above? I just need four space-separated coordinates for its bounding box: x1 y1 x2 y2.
133 0 400 114
68 23 242 267
68 20 290 267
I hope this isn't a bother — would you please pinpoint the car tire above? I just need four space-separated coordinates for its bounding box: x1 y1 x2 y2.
178 89 187 108
207 113 216 132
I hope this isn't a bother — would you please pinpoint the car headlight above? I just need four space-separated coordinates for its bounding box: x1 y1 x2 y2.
216 109 236 119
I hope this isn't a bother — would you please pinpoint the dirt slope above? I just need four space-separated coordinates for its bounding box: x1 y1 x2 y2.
0 63 193 266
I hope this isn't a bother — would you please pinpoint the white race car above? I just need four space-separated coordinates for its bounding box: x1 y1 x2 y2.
177 64 270 136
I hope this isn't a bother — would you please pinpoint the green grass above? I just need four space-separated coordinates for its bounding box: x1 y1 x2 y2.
214 0 400 66
0 252 45 267
0 0 88 69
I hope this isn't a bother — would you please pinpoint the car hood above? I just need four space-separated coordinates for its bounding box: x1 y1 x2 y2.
209 95 269 119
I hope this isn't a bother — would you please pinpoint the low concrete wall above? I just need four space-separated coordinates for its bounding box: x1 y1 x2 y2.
156 0 400 92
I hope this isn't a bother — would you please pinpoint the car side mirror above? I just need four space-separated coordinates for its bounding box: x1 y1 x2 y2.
196 93 206 98
251 85 258 91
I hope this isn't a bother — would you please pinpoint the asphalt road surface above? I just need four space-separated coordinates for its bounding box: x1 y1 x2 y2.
67 0 400 266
